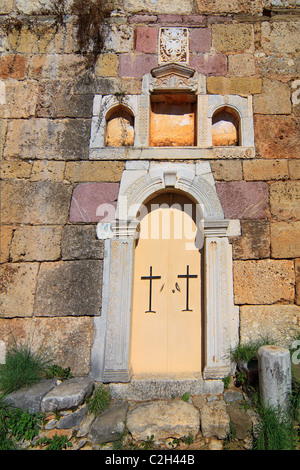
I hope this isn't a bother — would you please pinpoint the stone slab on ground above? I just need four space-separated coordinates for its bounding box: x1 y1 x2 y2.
201 400 230 439
126 400 200 443
41 377 94 412
4 379 57 414
89 403 129 444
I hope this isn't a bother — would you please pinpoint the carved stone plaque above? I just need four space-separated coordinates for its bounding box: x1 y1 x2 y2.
159 28 189 65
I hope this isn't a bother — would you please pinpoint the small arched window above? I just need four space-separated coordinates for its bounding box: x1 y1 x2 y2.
105 105 134 147
212 107 240 146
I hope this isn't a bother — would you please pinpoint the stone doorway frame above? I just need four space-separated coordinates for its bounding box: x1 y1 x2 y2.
90 161 239 383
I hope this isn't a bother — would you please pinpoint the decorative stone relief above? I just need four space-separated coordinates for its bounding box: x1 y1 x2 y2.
159 28 189 65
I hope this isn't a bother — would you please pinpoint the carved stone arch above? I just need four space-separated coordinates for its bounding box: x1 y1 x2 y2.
90 162 239 391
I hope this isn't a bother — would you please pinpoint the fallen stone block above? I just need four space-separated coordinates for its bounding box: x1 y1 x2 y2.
41 377 94 412
89 403 128 444
4 379 57 414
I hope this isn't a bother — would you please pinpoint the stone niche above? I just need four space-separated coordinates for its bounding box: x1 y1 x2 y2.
89 63 255 160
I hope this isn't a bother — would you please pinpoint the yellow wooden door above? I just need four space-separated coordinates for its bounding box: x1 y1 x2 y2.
130 194 202 375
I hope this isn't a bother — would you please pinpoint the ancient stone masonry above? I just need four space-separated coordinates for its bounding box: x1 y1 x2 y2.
0 0 299 379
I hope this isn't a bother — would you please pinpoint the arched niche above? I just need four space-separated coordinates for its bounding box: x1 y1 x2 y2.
212 106 240 147
105 105 134 147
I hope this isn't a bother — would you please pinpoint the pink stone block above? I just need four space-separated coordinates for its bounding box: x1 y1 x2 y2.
216 181 269 219
135 26 158 53
190 28 211 52
69 183 119 223
157 15 183 24
119 53 158 78
129 15 158 23
185 15 206 25
190 53 227 75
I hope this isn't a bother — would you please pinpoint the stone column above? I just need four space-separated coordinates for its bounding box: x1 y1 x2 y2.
258 345 292 412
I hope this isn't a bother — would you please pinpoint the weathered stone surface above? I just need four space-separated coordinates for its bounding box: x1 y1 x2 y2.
270 181 300 220
62 225 104 260
4 379 57 414
228 53 256 77
271 221 300 258
1 181 72 224
230 220 270 260
254 115 300 159
0 80 39 118
69 182 119 223
0 263 39 317
89 403 129 444
123 0 193 14
289 160 300 180
190 53 227 76
10 225 62 262
56 406 88 430
135 26 159 53
223 390 243 404
30 160 65 182
119 53 158 78
241 305 300 347
104 24 135 53
196 0 262 14
65 161 125 183
261 20 300 54
127 400 200 443
257 54 300 80
95 53 118 77
227 403 252 440
210 160 242 181
190 28 211 52
0 0 14 14
212 23 254 53
207 77 261 95
16 0 53 14
201 400 230 439
233 260 295 305
0 161 32 179
243 159 289 181
34 260 102 316
216 182 269 219
0 55 27 79
0 226 14 263
41 377 94 412
295 259 300 306
4 118 91 160
0 317 94 376
253 79 291 115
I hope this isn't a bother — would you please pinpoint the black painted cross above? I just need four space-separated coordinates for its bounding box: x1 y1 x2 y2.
141 266 161 313
177 265 198 311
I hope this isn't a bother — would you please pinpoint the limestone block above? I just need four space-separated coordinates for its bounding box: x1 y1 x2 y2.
0 55 27 79
0 80 39 118
0 161 32 179
4 380 57 414
216 181 269 219
16 0 53 14
257 54 300 79
207 77 261 95
89 403 128 444
243 159 289 181
196 0 262 14
233 260 295 305
0 316 94 375
10 225 62 262
228 53 256 77
201 400 230 439
33 260 102 316
210 160 242 181
0 226 14 263
123 0 194 14
41 377 94 412
0 180 72 224
0 0 14 14
212 23 254 53
240 305 300 347
0 263 39 317
261 20 300 54
95 54 118 77
4 118 91 160
104 24 135 53
253 79 291 115
270 221 300 258
230 220 270 260
31 161 65 182
62 225 104 260
254 115 299 159
127 400 200 443
289 160 300 180
65 161 125 183
296 259 300 305
270 181 300 220
69 182 119 223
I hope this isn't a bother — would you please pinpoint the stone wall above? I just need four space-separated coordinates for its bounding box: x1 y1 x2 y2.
0 0 299 375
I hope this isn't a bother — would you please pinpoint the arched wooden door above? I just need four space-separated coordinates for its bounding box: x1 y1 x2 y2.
130 193 203 375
